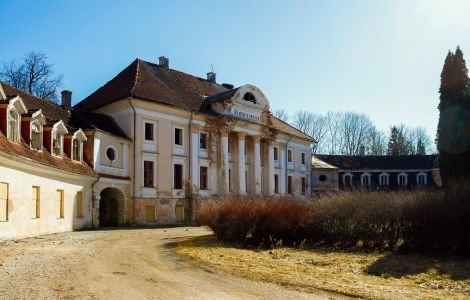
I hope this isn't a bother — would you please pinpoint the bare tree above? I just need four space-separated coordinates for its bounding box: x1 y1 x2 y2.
338 112 375 155
405 126 434 155
272 109 290 123
369 127 387 155
0 51 63 102
292 110 330 154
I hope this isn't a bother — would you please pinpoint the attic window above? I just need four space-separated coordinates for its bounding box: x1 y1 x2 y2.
7 108 19 141
243 92 256 104
31 122 42 150
52 130 63 156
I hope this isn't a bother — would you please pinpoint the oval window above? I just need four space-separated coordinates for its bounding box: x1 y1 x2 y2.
106 147 116 162
319 175 327 182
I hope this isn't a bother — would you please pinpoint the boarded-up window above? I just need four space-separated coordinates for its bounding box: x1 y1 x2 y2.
0 182 8 221
174 164 183 189
175 203 184 222
274 174 279 194
57 190 64 218
32 186 40 218
174 128 183 145
144 160 154 188
145 205 155 222
301 177 307 195
200 166 208 190
287 176 293 194
76 192 83 218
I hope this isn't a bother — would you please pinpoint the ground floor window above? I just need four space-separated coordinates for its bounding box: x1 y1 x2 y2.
343 174 352 187
287 176 293 194
274 174 279 194
76 191 83 218
301 177 307 195
228 169 232 192
143 160 155 188
145 205 156 222
175 203 184 222
174 164 183 189
0 182 8 221
32 186 40 218
57 189 64 218
200 166 208 190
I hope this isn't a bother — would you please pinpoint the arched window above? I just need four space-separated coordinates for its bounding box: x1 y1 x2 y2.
361 173 371 188
72 139 81 161
52 130 63 156
397 173 408 187
7 108 19 141
31 122 42 150
243 92 256 104
379 173 389 187
416 172 427 186
343 173 353 188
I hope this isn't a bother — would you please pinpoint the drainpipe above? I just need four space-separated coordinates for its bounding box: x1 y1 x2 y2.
128 97 137 225
285 135 292 194
90 175 100 229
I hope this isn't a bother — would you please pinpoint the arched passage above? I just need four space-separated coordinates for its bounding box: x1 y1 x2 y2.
99 188 124 227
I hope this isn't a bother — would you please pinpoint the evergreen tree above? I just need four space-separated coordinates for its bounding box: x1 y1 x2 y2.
437 46 470 186
387 126 410 156
416 139 426 155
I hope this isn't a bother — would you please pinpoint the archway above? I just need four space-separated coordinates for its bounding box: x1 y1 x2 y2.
99 188 124 227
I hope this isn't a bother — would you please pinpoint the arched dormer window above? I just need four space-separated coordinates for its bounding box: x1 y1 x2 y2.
416 172 427 186
7 108 19 141
51 120 68 157
361 173 371 188
342 172 353 188
379 173 389 187
243 92 256 104
397 172 408 187
31 122 42 150
72 129 87 162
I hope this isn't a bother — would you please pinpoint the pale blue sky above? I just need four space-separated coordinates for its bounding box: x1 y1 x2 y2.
1 0 470 137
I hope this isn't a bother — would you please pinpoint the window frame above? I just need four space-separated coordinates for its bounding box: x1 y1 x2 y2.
32 186 40 219
360 173 371 188
0 182 9 222
144 121 156 143
273 146 279 161
173 163 184 190
57 189 64 219
416 172 427 186
301 152 306 165
105 145 118 163
143 160 156 188
301 176 307 195
287 175 293 194
343 173 353 188
199 131 208 150
274 174 279 194
30 121 43 150
379 173 389 187
397 172 408 186
76 191 83 218
199 166 209 190
174 126 184 147
7 107 19 142
287 149 293 163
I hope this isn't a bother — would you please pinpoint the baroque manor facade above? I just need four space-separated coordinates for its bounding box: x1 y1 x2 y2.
0 57 313 238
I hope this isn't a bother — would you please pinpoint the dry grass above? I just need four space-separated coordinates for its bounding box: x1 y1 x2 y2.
174 235 470 300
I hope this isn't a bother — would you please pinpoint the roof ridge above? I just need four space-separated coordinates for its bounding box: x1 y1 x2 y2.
130 58 141 97
271 115 315 141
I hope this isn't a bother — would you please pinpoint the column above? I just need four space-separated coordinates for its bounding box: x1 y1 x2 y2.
221 129 230 194
237 132 246 195
267 140 275 195
253 136 262 195
280 147 286 195
190 126 200 194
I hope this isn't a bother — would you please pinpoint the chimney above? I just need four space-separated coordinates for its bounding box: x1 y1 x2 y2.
159 56 169 69
61 90 72 108
207 72 216 83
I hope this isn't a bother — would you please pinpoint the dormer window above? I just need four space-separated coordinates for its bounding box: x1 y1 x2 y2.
52 130 63 156
31 122 42 150
71 129 87 162
243 92 257 104
7 108 19 141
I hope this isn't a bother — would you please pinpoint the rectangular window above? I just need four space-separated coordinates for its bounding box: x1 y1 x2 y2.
0 182 8 221
73 139 81 161
57 189 64 218
145 205 156 223
274 147 279 161
143 160 154 188
287 176 293 194
227 137 231 153
274 174 279 194
31 123 42 150
301 177 307 195
8 109 18 141
245 170 248 192
174 128 183 146
174 164 183 189
32 186 40 218
144 122 154 141
301 152 306 165
200 166 208 190
287 149 293 163
76 191 83 218
175 203 184 222
228 169 232 192
53 131 62 156
199 132 207 149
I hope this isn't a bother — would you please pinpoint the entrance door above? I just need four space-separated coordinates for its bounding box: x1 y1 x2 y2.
99 197 118 226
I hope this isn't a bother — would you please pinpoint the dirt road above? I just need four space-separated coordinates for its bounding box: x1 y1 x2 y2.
0 227 339 299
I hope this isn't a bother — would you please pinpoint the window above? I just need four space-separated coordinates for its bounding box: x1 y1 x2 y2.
174 164 183 189
379 173 389 187
273 147 279 161
398 173 408 186
0 182 8 221
301 152 306 165
32 186 40 218
76 191 83 218
319 174 327 182
274 174 279 194
144 122 155 141
228 169 232 192
227 137 231 153
287 176 293 194
200 166 208 190
57 190 64 218
72 139 81 161
7 108 19 141
199 132 207 149
244 141 247 155
243 92 256 103
301 177 307 195
146 205 156 222
143 161 154 188
361 174 371 187
31 123 42 150
343 174 352 187
52 130 62 156
245 170 248 193
417 173 427 186
175 203 184 222
106 146 117 162
174 128 183 146
287 149 293 163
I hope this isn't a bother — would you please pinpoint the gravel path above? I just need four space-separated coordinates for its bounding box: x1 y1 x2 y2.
0 227 338 299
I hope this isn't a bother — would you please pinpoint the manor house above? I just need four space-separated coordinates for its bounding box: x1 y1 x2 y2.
0 57 313 238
